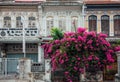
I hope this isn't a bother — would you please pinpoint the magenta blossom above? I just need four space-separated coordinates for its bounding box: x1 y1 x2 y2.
114 46 120 52
77 27 86 33
42 27 116 82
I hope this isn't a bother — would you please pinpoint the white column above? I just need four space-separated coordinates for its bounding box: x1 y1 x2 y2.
1 17 3 28
25 16 28 28
115 51 120 81
85 15 89 31
45 59 51 82
116 51 120 75
82 5 85 27
54 15 59 28
66 16 71 31
11 16 16 28
110 15 114 36
19 58 31 79
38 43 44 63
79 15 83 27
0 16 2 28
97 15 101 33
41 16 47 36
38 6 43 36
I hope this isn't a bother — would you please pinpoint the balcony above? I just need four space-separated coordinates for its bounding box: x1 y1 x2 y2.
0 28 40 43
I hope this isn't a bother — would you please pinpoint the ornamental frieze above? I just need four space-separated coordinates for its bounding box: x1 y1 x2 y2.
86 10 120 15
45 11 80 16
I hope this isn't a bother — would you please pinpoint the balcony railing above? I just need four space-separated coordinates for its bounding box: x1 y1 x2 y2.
0 28 39 37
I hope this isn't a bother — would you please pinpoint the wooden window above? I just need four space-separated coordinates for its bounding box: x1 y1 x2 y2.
114 15 120 36
46 16 54 35
59 16 66 31
101 15 109 36
16 16 23 28
4 16 11 28
88 15 97 32
71 16 78 32
28 17 36 28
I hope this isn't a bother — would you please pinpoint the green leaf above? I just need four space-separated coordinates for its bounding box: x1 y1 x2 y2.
51 27 64 40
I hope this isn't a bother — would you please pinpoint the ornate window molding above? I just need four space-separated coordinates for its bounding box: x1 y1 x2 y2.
59 16 66 31
4 16 11 28
101 15 109 36
28 16 36 28
16 16 23 28
46 16 54 35
114 15 120 36
88 15 97 32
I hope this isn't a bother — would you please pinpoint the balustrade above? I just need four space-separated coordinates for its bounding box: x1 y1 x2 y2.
0 28 39 37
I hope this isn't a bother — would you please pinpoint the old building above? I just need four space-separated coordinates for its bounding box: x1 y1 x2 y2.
84 0 120 80
84 0 120 38
0 0 84 80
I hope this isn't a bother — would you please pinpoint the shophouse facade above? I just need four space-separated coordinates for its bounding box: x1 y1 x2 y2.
84 0 120 80
0 0 84 79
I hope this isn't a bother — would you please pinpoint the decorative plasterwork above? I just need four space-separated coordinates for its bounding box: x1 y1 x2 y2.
45 11 81 16
1 12 37 17
86 10 120 15
0 6 37 12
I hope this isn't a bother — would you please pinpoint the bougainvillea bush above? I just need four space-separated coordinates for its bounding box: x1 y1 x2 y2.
42 27 116 82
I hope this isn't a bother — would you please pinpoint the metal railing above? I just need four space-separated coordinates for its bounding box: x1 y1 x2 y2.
31 63 45 72
0 58 45 79
0 58 19 79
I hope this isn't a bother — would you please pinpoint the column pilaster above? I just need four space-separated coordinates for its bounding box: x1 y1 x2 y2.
97 15 101 33
38 43 44 63
11 16 16 28
85 15 88 31
110 15 114 36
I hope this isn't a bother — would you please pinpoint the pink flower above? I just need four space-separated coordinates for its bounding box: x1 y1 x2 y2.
42 27 115 81
77 27 86 33
74 66 78 71
107 65 113 69
87 40 93 44
78 36 84 42
64 71 69 75
95 56 99 60
77 58 81 60
88 55 93 61
87 31 96 37
114 46 120 51
71 38 76 41
60 60 64 64
47 45 52 53
64 32 74 37
98 33 107 38
54 40 60 44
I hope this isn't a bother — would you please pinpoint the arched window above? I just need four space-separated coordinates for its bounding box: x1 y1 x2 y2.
71 16 78 32
88 15 97 32
16 16 23 28
114 15 120 36
46 16 54 35
101 15 109 36
4 16 11 28
59 16 66 31
28 17 36 28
